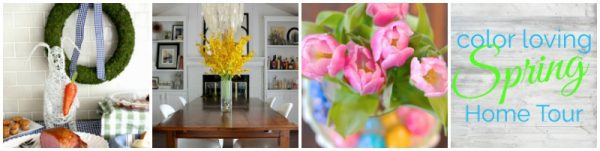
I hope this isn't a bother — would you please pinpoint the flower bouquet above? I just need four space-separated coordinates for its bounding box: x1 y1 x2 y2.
302 3 447 147
197 30 254 112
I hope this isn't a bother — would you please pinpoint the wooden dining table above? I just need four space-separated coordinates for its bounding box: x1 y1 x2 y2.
153 97 298 148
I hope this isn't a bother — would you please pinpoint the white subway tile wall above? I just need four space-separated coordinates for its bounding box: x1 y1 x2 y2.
3 3 151 120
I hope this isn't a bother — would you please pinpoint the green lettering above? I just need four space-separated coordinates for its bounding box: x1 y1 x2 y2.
561 56 588 96
452 44 501 99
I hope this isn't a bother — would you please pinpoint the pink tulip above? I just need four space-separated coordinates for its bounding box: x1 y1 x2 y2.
344 42 385 95
371 21 414 70
397 106 435 136
366 3 409 27
410 57 448 97
302 34 346 80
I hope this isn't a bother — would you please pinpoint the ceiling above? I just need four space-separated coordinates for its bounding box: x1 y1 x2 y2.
152 3 181 16
153 3 298 16
266 3 298 16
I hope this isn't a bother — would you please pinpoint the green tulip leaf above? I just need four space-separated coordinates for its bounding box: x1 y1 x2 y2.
353 24 373 40
428 95 448 135
386 66 432 110
348 34 371 49
343 3 367 34
302 21 328 37
406 15 418 31
416 4 434 41
324 76 379 138
334 18 348 43
439 46 448 55
316 11 345 30
409 33 438 57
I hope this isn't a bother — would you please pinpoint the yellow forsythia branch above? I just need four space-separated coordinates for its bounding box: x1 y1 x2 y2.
196 30 254 79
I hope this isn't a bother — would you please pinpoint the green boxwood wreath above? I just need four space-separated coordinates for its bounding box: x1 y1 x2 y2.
45 3 135 84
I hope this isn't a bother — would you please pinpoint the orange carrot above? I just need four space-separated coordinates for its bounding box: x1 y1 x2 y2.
63 72 78 116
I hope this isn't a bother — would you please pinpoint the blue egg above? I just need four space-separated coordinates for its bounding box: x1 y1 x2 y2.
309 80 326 99
357 133 385 148
309 80 330 124
363 118 381 133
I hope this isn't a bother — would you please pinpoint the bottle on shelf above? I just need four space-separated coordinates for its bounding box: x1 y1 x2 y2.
269 56 273 69
276 56 282 70
268 56 271 69
292 80 298 90
272 76 277 89
295 57 299 70
289 58 295 70
271 55 278 69
282 57 288 70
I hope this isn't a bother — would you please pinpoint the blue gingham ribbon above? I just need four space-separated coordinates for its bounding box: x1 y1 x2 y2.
70 3 106 80
93 4 105 80
69 3 87 78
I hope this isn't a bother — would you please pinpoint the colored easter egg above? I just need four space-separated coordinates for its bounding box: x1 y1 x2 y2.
364 118 381 133
309 80 330 124
385 125 412 148
326 126 359 148
380 111 399 130
357 132 385 148
402 108 434 136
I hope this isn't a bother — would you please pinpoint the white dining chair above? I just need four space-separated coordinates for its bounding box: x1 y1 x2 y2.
160 104 176 119
179 96 187 107
178 138 222 148
233 103 294 148
275 103 293 118
159 104 222 148
268 97 277 108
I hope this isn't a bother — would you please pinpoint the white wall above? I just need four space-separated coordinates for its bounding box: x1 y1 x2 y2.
153 3 295 58
153 3 299 123
3 3 151 120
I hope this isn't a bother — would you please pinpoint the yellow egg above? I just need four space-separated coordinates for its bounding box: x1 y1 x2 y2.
379 111 399 130
385 125 412 148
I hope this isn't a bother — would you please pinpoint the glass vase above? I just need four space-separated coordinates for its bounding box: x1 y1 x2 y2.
220 76 232 112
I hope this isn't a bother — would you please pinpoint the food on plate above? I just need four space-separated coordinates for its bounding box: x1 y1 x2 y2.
63 72 78 116
12 116 23 122
9 123 18 130
3 127 9 138
3 116 33 139
9 123 19 135
40 127 87 148
9 129 19 135
19 120 30 131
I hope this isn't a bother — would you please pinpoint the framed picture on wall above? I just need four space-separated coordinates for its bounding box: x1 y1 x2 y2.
172 25 183 40
156 43 179 69
203 13 250 55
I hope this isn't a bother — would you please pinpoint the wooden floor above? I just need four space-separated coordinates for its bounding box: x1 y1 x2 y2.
152 130 299 148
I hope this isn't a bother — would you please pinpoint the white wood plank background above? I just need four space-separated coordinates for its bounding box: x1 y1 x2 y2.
451 3 597 148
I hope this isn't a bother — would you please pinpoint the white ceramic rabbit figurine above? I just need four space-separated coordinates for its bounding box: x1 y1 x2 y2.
28 38 80 131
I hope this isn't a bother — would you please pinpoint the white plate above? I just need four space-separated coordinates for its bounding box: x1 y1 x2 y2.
3 132 108 148
3 118 43 141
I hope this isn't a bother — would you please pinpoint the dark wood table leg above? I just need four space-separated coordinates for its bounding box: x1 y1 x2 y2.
166 131 176 148
278 130 290 148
